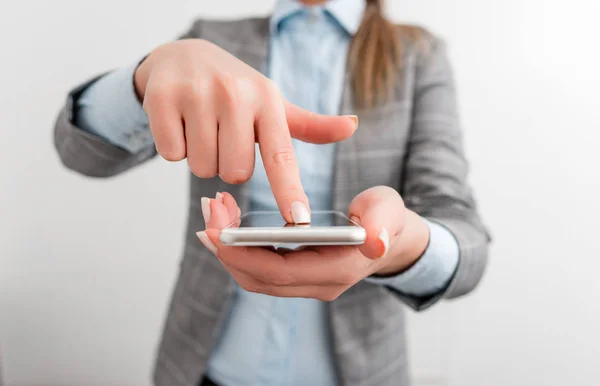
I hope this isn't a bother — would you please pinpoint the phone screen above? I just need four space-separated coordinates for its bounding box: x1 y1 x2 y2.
239 211 355 228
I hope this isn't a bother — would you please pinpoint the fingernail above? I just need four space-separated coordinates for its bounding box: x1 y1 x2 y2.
291 201 311 224
377 227 389 259
345 115 359 130
215 192 224 203
196 231 218 255
201 197 211 223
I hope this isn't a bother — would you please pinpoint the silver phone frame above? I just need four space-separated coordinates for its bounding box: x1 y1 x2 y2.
220 210 366 246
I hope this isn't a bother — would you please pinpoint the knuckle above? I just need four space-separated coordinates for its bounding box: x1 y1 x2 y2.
219 169 253 185
187 156 217 178
143 86 172 111
188 164 217 179
158 148 186 162
216 73 242 106
146 81 171 99
271 145 296 167
187 149 217 178
260 78 281 102
180 78 210 105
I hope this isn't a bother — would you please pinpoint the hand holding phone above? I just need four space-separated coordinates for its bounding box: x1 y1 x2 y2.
195 188 430 300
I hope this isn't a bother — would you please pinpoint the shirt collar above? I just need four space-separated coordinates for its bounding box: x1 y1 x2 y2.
270 0 366 36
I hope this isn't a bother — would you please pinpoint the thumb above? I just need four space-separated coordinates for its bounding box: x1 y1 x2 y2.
285 101 358 144
195 197 231 255
348 186 406 260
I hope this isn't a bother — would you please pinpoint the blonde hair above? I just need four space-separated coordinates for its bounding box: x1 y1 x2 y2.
349 0 424 108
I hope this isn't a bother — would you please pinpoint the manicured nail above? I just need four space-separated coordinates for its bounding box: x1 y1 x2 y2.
345 115 359 130
291 201 311 224
215 192 224 203
377 227 389 259
196 231 217 255
201 197 211 223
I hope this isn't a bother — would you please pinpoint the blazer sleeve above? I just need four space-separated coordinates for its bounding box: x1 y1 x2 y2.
52 23 200 178
394 35 492 311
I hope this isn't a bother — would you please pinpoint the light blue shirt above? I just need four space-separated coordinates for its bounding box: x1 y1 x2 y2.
75 1 460 385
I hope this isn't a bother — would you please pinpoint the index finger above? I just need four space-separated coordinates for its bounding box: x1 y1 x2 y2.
255 85 310 224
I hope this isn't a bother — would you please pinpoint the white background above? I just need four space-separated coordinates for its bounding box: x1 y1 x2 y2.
1 0 599 385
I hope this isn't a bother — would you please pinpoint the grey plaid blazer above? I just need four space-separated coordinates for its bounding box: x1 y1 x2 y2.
53 16 490 386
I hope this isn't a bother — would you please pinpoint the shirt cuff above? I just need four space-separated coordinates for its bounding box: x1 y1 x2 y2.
75 63 153 153
365 219 460 297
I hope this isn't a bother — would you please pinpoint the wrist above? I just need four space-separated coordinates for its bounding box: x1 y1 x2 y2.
133 58 150 102
375 209 430 276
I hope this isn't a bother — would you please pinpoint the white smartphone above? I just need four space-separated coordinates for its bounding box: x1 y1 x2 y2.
220 210 366 247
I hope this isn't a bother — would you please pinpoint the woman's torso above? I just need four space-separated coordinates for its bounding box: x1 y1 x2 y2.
159 11 419 386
